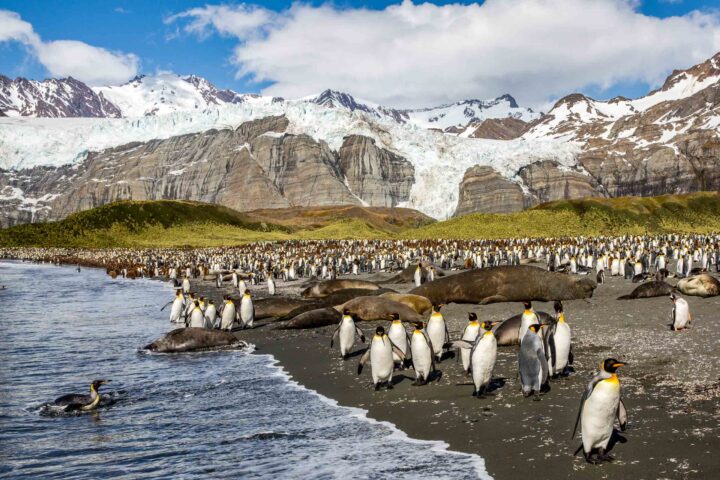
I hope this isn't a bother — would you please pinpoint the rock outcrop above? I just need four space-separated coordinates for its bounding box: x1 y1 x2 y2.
453 166 529 215
0 116 417 227
338 135 415 207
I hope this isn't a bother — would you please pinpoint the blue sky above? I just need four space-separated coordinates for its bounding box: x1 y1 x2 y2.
1 1 719 108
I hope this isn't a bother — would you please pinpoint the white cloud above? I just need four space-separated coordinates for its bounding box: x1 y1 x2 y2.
0 9 138 85
169 0 720 108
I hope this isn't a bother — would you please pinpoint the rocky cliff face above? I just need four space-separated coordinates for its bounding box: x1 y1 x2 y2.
338 135 415 207
0 116 417 227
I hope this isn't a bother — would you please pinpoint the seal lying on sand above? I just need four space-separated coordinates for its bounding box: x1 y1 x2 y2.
143 328 245 353
335 296 423 323
274 307 342 330
274 288 396 322
301 279 382 298
617 281 674 300
676 274 720 298
493 311 554 346
409 266 596 305
379 292 433 314
254 297 316 320
382 261 446 284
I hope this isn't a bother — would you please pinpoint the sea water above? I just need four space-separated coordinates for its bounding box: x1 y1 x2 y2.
0 261 489 479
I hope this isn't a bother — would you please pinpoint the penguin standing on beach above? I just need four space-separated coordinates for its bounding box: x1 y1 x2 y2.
546 301 573 378
518 301 540 346
453 320 498 397
414 262 423 287
670 294 691 331
518 324 549 397
572 358 628 464
188 300 205 328
426 304 449 361
219 295 239 330
459 313 481 374
267 275 276 296
410 323 436 386
181 276 191 294
240 290 254 328
162 289 186 324
387 313 410 366
330 309 365 359
358 326 404 390
204 300 219 329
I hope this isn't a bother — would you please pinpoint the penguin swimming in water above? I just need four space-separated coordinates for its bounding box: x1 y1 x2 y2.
330 309 366 359
545 301 573 378
357 326 405 390
572 358 628 464
670 294 691 331
387 313 410 366
426 304 449 361
240 290 254 328
410 323 436 386
518 324 549 397
459 313 481 374
49 380 110 412
453 320 499 397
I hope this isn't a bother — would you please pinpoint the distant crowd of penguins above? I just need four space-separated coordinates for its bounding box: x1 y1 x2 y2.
4 232 716 464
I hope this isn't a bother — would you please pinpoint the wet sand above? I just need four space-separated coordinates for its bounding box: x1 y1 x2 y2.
196 268 720 479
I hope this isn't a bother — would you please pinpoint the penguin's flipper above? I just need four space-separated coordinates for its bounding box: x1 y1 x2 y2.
547 333 557 369
391 345 406 362
451 340 473 350
357 349 371 375
160 301 173 311
537 347 549 384
568 345 574 365
330 326 340 348
355 326 366 343
617 398 628 431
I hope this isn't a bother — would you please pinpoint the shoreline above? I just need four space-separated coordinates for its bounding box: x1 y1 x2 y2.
5 259 720 478
203 272 719 479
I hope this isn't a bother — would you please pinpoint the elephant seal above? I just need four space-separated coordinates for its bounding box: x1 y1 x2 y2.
274 307 342 330
383 261 446 284
617 281 674 300
493 311 554 346
274 288 396 322
301 279 382 298
409 266 596 305
334 296 423 322
254 297 316 320
676 274 720 298
143 328 246 353
379 292 433 314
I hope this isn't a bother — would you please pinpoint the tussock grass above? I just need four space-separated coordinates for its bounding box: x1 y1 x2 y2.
2 193 719 247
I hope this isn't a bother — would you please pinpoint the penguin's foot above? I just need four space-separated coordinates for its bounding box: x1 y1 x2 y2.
374 383 381 391
342 354 349 361
532 394 542 401
598 449 614 462
386 383 394 390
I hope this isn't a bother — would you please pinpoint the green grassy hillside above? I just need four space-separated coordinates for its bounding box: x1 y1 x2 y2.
1 193 719 247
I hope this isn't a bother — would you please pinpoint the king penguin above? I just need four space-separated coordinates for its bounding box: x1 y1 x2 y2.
572 358 628 464
330 309 366 359
453 320 499 397
410 323 435 386
219 295 238 331
387 313 410 366
459 313 481 374
518 301 540 346
426 304 449 361
240 289 254 328
546 301 573 378
518 324 549 397
358 326 404 390
670 294 691 331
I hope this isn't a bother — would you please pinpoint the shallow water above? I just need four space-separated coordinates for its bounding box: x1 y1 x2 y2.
0 261 488 479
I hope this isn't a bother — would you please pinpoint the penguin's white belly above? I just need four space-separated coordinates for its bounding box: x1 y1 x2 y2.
240 301 253 326
339 321 356 355
553 325 572 372
582 381 620 451
370 341 393 382
170 300 184 322
461 328 479 372
472 337 497 389
204 306 217 329
189 310 205 328
411 336 432 378
427 318 445 356
221 307 235 329
268 279 275 295
388 326 408 362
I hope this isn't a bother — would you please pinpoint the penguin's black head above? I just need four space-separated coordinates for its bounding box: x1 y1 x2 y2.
194 300 200 306
375 326 385 336
468 312 478 322
343 308 351 316
554 301 563 313
389 313 400 321
91 379 109 391
670 293 677 302
528 324 541 334
244 289 251 296
433 304 443 311
413 322 423 330
602 358 627 373
523 301 532 310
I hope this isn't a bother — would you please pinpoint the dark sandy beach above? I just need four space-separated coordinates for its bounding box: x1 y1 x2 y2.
196 268 719 479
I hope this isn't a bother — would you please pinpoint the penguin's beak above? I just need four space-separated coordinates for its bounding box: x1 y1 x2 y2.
612 362 627 368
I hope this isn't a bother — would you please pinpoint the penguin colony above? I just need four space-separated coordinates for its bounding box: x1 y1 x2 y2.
4 232 716 465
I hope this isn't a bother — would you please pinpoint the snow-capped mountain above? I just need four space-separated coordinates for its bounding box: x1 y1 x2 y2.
0 76 121 118
93 74 251 117
0 52 719 224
